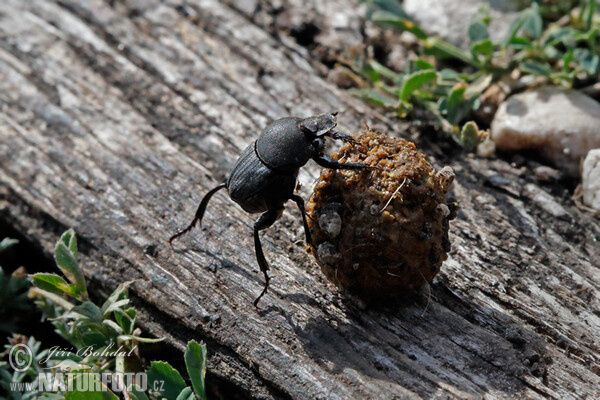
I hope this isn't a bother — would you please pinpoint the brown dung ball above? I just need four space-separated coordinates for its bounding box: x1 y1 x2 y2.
306 129 456 296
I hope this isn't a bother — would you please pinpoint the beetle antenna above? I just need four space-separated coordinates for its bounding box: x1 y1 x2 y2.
169 182 227 247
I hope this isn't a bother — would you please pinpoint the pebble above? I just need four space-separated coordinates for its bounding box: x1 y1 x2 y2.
533 165 561 182
403 0 519 47
491 87 600 177
582 149 600 211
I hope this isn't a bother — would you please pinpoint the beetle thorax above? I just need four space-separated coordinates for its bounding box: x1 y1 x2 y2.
255 117 315 171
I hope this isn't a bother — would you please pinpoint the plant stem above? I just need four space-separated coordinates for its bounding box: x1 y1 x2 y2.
30 288 75 311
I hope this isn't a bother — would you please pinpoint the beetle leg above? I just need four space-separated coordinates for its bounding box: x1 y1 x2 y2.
328 130 358 145
290 194 312 246
313 154 373 171
253 207 283 307
169 182 227 247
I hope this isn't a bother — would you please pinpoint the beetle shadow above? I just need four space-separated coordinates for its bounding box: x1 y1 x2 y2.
292 281 553 399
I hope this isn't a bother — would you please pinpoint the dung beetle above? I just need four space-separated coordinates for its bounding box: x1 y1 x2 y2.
169 113 370 306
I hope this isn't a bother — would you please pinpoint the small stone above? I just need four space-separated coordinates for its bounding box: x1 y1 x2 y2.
317 204 343 238
491 87 600 177
477 137 496 158
316 242 342 265
327 67 357 89
533 166 561 182
523 184 568 218
437 203 450 218
403 0 520 48
582 149 600 211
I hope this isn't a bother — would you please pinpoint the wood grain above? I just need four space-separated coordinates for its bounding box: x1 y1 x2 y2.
1 0 599 398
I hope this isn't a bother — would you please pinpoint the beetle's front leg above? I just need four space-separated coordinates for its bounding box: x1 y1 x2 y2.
253 207 283 307
328 130 358 145
313 154 373 171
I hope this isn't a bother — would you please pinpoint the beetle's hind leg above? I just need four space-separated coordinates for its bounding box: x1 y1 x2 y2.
290 194 312 246
253 207 283 307
169 182 227 247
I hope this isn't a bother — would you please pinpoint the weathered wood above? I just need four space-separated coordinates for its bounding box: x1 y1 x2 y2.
1 0 599 398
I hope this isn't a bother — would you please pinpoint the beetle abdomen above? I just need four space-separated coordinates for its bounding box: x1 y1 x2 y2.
228 143 298 213
228 144 271 213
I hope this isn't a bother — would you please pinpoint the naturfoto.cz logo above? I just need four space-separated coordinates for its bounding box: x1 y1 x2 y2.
6 342 163 394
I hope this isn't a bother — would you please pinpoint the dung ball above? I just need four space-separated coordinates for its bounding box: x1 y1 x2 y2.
306 129 456 296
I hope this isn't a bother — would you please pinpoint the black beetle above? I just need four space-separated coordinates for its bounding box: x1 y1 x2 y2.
169 113 370 306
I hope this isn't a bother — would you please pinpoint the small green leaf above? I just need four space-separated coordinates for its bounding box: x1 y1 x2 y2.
438 68 459 81
79 331 110 348
471 39 494 57
32 273 80 298
54 238 87 300
103 319 124 334
543 27 577 48
371 10 428 39
348 89 398 108
425 38 479 67
114 308 137 334
103 299 130 316
520 6 542 39
72 301 103 322
400 70 438 102
562 49 574 72
521 61 553 77
413 59 435 71
129 384 150 400
60 228 78 258
506 36 533 50
118 334 164 343
573 48 600 75
460 121 482 150
367 0 408 18
176 387 196 400
101 281 133 315
65 373 119 400
442 85 471 125
147 361 187 400
185 341 207 400
370 61 401 82
468 21 489 42
504 4 542 46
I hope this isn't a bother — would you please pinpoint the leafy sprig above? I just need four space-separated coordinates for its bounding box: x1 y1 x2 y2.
1 229 208 399
348 0 600 148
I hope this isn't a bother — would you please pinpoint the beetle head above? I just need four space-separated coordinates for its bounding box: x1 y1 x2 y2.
298 113 338 137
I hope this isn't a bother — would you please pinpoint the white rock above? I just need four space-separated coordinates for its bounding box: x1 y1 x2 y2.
491 87 600 177
317 242 341 265
477 137 496 158
523 184 567 218
403 0 520 48
582 149 600 211
318 208 342 238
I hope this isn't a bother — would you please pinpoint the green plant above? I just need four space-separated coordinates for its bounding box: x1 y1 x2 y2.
0 336 55 400
347 0 600 148
1 229 208 399
0 238 31 333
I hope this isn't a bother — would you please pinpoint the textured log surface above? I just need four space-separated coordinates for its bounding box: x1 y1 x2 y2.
1 0 599 399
